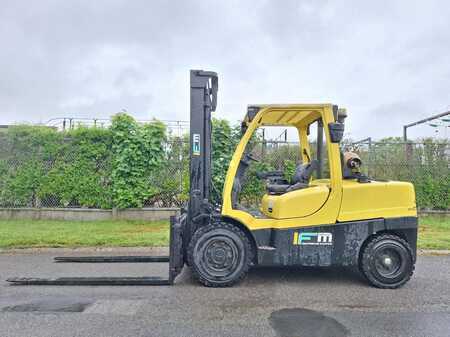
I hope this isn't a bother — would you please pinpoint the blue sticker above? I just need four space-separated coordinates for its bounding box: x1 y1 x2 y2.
193 134 200 156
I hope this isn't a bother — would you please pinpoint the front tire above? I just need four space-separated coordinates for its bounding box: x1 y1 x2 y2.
187 222 252 287
360 234 414 289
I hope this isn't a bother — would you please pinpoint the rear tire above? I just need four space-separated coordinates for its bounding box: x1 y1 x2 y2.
188 222 252 287
360 234 414 289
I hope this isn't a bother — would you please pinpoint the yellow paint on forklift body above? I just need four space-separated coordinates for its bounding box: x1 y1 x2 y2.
220 104 417 231
338 180 417 222
261 184 330 219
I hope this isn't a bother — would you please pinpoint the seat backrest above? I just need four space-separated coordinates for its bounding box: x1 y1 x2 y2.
292 160 319 184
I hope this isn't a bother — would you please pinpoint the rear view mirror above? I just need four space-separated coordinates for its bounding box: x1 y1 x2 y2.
328 122 344 143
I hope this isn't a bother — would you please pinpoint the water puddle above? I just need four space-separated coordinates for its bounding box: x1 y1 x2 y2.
2 299 92 313
270 308 350 337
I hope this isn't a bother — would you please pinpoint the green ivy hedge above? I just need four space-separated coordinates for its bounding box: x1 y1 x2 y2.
0 115 166 209
0 116 238 209
0 117 448 210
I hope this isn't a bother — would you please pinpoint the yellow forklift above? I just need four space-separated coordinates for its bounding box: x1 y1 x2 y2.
8 70 418 288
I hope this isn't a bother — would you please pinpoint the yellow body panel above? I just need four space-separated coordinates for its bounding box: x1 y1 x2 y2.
338 180 417 221
261 185 330 219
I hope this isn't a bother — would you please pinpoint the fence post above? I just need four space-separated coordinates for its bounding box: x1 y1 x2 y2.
112 207 118 220
405 142 412 163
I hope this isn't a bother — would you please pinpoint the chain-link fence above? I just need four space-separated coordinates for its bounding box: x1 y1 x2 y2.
348 140 450 210
0 134 448 210
0 134 190 209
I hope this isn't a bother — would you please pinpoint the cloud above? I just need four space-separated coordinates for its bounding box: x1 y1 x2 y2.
0 0 449 139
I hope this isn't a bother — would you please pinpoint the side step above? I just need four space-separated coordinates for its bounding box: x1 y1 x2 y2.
6 216 185 286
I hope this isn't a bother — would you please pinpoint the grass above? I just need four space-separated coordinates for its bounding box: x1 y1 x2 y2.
418 215 450 250
0 216 448 250
0 219 169 248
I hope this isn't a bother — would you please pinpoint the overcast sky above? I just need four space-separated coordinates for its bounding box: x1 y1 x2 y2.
1 0 449 140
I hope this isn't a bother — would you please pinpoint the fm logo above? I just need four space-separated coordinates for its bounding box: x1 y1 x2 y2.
193 134 201 156
293 232 333 245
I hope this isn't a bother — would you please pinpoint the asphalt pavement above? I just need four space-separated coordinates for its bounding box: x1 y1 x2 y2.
0 250 449 337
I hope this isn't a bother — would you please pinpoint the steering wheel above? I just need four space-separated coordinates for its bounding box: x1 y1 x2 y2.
245 153 260 163
240 152 260 166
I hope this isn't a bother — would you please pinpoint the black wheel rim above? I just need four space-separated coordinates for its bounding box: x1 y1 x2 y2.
371 240 410 284
374 247 402 278
203 236 239 276
194 231 245 282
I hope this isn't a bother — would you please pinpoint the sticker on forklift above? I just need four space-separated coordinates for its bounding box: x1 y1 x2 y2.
193 134 201 155
293 232 333 245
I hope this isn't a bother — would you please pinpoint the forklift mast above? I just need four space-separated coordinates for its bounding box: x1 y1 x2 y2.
6 70 218 286
187 70 218 236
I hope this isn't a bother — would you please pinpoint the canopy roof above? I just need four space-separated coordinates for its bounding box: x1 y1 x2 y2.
244 104 337 127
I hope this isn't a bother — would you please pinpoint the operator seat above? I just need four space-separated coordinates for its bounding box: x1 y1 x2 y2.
266 160 319 195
